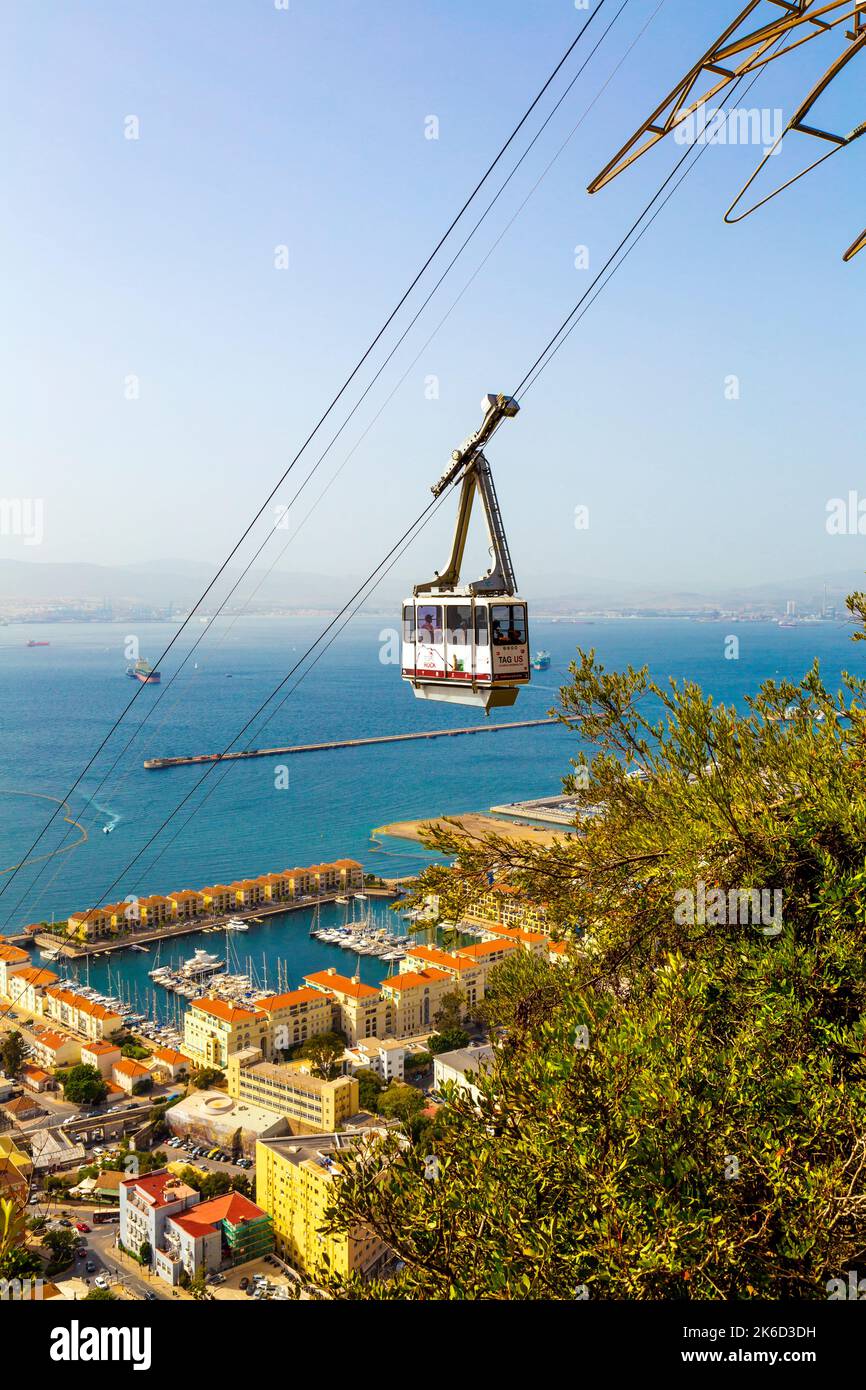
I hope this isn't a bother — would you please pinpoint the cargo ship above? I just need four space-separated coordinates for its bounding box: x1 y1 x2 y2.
531 650 551 671
127 658 161 684
26 640 50 647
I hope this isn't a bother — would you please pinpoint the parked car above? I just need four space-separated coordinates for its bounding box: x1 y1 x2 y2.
75 1222 91 1233
28 1195 39 1205
239 1276 249 1289
85 1260 96 1274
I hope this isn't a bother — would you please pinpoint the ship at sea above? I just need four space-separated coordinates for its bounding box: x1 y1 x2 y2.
27 640 50 647
127 658 161 684
531 650 551 671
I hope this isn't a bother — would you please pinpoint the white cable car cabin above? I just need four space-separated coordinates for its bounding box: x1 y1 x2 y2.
402 393 531 712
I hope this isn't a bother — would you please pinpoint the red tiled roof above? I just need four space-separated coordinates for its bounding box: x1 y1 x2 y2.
192 1191 268 1225
121 1171 195 1207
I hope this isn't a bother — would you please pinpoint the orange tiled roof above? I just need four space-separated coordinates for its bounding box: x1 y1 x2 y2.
12 966 58 987
113 1058 150 1079
254 988 326 1012
192 998 260 1024
151 1047 187 1066
0 943 30 963
455 940 520 960
32 1030 70 1052
82 1042 121 1055
482 922 547 944
382 969 451 992
404 944 476 972
304 970 379 1000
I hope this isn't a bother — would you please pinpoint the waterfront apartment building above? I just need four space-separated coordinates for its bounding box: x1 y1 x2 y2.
256 1130 391 1282
464 882 550 935
304 969 395 1045
380 968 453 1035
0 942 32 996
4 966 59 1015
43 986 123 1041
227 1049 359 1134
254 987 335 1051
183 997 272 1070
64 858 365 940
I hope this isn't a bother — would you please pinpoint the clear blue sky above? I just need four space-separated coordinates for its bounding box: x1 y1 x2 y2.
1 0 863 597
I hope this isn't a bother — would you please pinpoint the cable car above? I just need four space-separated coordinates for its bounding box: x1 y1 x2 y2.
402 393 531 712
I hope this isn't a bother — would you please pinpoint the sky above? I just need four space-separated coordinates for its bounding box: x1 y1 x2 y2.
1 0 864 599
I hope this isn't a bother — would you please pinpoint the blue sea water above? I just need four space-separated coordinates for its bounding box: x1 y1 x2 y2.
0 614 859 1005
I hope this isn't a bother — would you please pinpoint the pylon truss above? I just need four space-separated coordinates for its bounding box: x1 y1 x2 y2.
587 0 866 260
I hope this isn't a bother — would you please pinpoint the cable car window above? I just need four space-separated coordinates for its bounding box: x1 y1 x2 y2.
416 605 442 643
492 604 527 644
402 605 415 642
475 606 489 646
446 605 472 645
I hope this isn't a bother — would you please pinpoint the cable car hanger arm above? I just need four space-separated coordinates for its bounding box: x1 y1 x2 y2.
414 394 520 597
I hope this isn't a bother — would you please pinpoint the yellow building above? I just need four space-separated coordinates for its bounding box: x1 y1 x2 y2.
170 890 204 920
201 885 235 915
0 942 32 997
380 969 453 1035
227 1050 359 1134
256 1130 390 1282
465 882 550 935
402 944 486 1010
0 1132 33 1207
254 988 335 1051
5 965 58 1016
43 987 123 1041
304 969 395 1045
183 998 271 1069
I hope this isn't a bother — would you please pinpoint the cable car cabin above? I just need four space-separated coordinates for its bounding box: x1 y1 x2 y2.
402 595 530 710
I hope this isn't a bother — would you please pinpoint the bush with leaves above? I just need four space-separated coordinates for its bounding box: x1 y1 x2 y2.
321 610 866 1300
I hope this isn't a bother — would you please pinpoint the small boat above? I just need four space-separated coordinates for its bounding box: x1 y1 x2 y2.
531 650 551 671
130 944 149 953
27 640 50 647
102 825 113 834
225 918 249 932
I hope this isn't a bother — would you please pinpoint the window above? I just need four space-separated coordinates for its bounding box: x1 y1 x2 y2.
445 604 472 646
402 605 414 642
415 604 442 643
475 605 489 646
491 604 527 644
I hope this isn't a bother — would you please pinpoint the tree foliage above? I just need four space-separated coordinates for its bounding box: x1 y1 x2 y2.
322 625 866 1299
60 1063 107 1106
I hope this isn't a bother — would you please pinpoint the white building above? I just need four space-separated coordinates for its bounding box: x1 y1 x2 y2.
433 1045 496 1106
343 1038 406 1083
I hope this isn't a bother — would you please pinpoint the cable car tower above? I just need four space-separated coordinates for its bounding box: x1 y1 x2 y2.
587 0 866 262
402 393 531 712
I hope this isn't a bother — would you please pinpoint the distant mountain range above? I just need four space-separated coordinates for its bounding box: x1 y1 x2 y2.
0 557 862 615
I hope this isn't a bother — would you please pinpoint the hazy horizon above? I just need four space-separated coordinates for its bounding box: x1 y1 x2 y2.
3 0 863 598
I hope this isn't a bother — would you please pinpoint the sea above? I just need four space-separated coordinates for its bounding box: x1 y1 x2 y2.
0 613 859 1013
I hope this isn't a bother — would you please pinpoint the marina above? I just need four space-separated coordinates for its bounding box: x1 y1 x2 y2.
25 897 455 1034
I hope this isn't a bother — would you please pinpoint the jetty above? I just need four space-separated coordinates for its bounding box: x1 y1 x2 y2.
143 719 557 769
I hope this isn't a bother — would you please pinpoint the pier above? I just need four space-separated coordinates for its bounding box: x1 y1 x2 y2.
143 719 556 769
